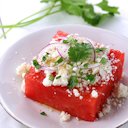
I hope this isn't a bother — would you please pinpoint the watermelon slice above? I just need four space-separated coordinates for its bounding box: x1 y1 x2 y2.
24 31 124 121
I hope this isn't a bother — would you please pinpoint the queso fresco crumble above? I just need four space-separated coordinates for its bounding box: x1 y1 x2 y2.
16 32 128 122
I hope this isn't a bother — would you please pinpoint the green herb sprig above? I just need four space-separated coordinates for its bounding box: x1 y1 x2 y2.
85 74 96 84
0 0 119 39
68 43 93 62
33 59 41 69
40 111 47 116
100 57 107 65
68 75 78 89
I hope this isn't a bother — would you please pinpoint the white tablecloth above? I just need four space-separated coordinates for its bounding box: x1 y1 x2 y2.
0 0 128 127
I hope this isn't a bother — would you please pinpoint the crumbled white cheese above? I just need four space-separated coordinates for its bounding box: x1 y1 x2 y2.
51 50 59 58
91 90 98 98
73 89 80 97
117 83 128 98
16 62 31 77
112 59 120 64
66 89 72 95
82 80 89 87
53 75 68 86
60 111 71 122
73 67 78 72
77 62 81 66
96 58 101 63
76 117 80 121
43 77 53 87
53 66 69 86
92 67 100 74
21 79 25 93
99 68 107 80
67 89 72 97
110 53 115 58
43 70 53 87
95 75 101 83
79 96 83 100
102 104 111 115
98 111 104 118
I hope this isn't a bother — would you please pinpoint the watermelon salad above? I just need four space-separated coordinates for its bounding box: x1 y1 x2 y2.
16 31 128 122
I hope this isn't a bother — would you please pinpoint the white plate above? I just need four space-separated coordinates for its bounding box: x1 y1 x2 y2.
0 24 128 128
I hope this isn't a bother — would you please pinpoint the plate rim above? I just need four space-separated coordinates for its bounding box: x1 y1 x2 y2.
0 24 128 128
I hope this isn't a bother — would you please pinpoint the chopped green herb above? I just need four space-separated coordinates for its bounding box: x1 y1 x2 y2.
64 36 78 46
79 69 83 75
33 59 41 69
84 63 89 68
42 53 49 62
49 74 54 81
69 39 77 46
63 40 69 44
85 74 95 83
68 43 93 62
69 63 73 66
100 57 107 65
56 75 61 79
55 57 63 65
96 47 106 53
40 111 47 116
42 56 46 61
68 76 78 89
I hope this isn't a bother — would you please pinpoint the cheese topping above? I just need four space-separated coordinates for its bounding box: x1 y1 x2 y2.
42 70 53 87
60 111 71 122
16 62 31 77
37 34 116 88
73 89 80 97
117 83 128 98
91 90 98 98
17 33 120 90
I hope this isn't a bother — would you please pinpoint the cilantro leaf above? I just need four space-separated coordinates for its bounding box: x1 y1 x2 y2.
56 75 61 79
82 4 101 26
100 57 107 65
68 76 78 89
61 0 85 16
40 0 49 2
55 57 63 65
85 74 95 83
63 40 69 44
63 37 75 44
49 74 54 81
61 0 85 6
40 0 58 3
33 59 41 69
62 4 82 16
84 63 89 68
42 53 49 62
68 43 93 62
97 0 119 15
96 47 106 53
42 56 46 61
40 111 47 116
0 0 120 39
